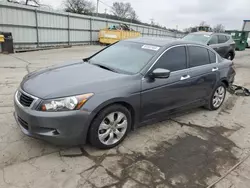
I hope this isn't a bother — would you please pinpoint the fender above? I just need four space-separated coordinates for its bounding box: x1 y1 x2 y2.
91 96 140 126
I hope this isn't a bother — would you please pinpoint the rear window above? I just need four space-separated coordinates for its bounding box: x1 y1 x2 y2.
188 46 210 67
225 35 231 41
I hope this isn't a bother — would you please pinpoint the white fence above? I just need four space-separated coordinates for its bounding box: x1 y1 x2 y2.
0 2 183 49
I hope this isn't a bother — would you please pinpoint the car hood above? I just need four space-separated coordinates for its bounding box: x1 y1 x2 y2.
21 62 131 99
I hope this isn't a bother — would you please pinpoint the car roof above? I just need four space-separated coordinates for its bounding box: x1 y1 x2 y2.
125 37 176 46
190 32 213 35
190 32 231 36
124 37 208 48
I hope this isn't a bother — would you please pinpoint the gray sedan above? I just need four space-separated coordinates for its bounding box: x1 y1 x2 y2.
14 37 236 149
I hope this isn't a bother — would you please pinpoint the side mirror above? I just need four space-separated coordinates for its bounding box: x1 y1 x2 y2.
83 58 89 62
150 68 170 79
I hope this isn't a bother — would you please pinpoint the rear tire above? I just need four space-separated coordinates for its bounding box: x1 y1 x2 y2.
205 82 226 111
89 104 131 149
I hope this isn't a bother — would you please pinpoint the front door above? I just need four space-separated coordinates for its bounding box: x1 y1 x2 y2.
217 35 229 58
141 45 192 121
209 35 222 56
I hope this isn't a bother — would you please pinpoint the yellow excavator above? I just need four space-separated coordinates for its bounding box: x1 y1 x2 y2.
195 26 212 32
0 35 4 42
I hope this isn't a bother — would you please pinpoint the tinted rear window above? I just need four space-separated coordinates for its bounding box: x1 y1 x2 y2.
188 46 210 67
225 35 231 41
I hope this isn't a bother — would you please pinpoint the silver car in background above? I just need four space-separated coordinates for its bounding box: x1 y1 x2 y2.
182 32 236 60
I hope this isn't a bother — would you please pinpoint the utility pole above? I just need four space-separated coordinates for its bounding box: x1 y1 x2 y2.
104 8 107 18
175 25 178 38
96 0 99 16
150 18 154 26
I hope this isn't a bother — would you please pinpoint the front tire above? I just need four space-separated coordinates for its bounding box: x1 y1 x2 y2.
89 105 131 149
205 82 226 111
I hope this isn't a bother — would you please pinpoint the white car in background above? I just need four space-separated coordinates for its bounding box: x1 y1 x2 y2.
247 38 250 48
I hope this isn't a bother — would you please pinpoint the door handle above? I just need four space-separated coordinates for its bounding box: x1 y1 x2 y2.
212 67 219 72
180 75 190 80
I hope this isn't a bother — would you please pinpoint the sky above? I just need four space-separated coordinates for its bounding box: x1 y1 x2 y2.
40 0 250 31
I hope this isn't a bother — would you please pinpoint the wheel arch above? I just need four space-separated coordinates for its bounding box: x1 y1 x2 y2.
86 99 138 143
220 78 229 88
227 50 235 60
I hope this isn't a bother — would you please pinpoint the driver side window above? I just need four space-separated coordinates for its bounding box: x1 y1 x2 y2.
208 35 218 45
153 46 187 72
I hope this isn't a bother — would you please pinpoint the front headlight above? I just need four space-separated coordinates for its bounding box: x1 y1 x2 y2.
40 93 94 112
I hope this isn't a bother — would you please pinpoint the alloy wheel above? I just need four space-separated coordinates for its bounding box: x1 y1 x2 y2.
212 86 225 108
98 112 128 145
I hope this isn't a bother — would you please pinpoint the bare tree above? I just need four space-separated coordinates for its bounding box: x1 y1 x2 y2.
64 0 95 14
150 18 155 26
213 24 225 33
183 27 192 33
129 10 138 21
200 21 207 26
111 2 137 20
7 0 40 6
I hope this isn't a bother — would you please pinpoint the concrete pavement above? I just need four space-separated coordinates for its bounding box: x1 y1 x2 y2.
0 46 250 188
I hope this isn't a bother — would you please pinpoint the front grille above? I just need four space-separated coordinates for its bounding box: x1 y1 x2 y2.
19 92 34 107
17 116 29 130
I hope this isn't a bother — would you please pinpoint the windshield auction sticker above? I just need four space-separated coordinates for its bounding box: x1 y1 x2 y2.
142 45 160 51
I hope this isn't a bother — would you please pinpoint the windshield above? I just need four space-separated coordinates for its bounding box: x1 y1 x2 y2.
182 34 211 44
89 41 159 74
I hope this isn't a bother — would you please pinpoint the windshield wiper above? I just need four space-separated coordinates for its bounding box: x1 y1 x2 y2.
92 63 118 73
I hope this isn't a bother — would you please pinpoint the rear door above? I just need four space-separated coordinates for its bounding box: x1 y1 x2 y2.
187 45 219 102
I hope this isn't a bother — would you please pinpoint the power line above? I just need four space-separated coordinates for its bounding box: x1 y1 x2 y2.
99 0 155 10
99 0 113 9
